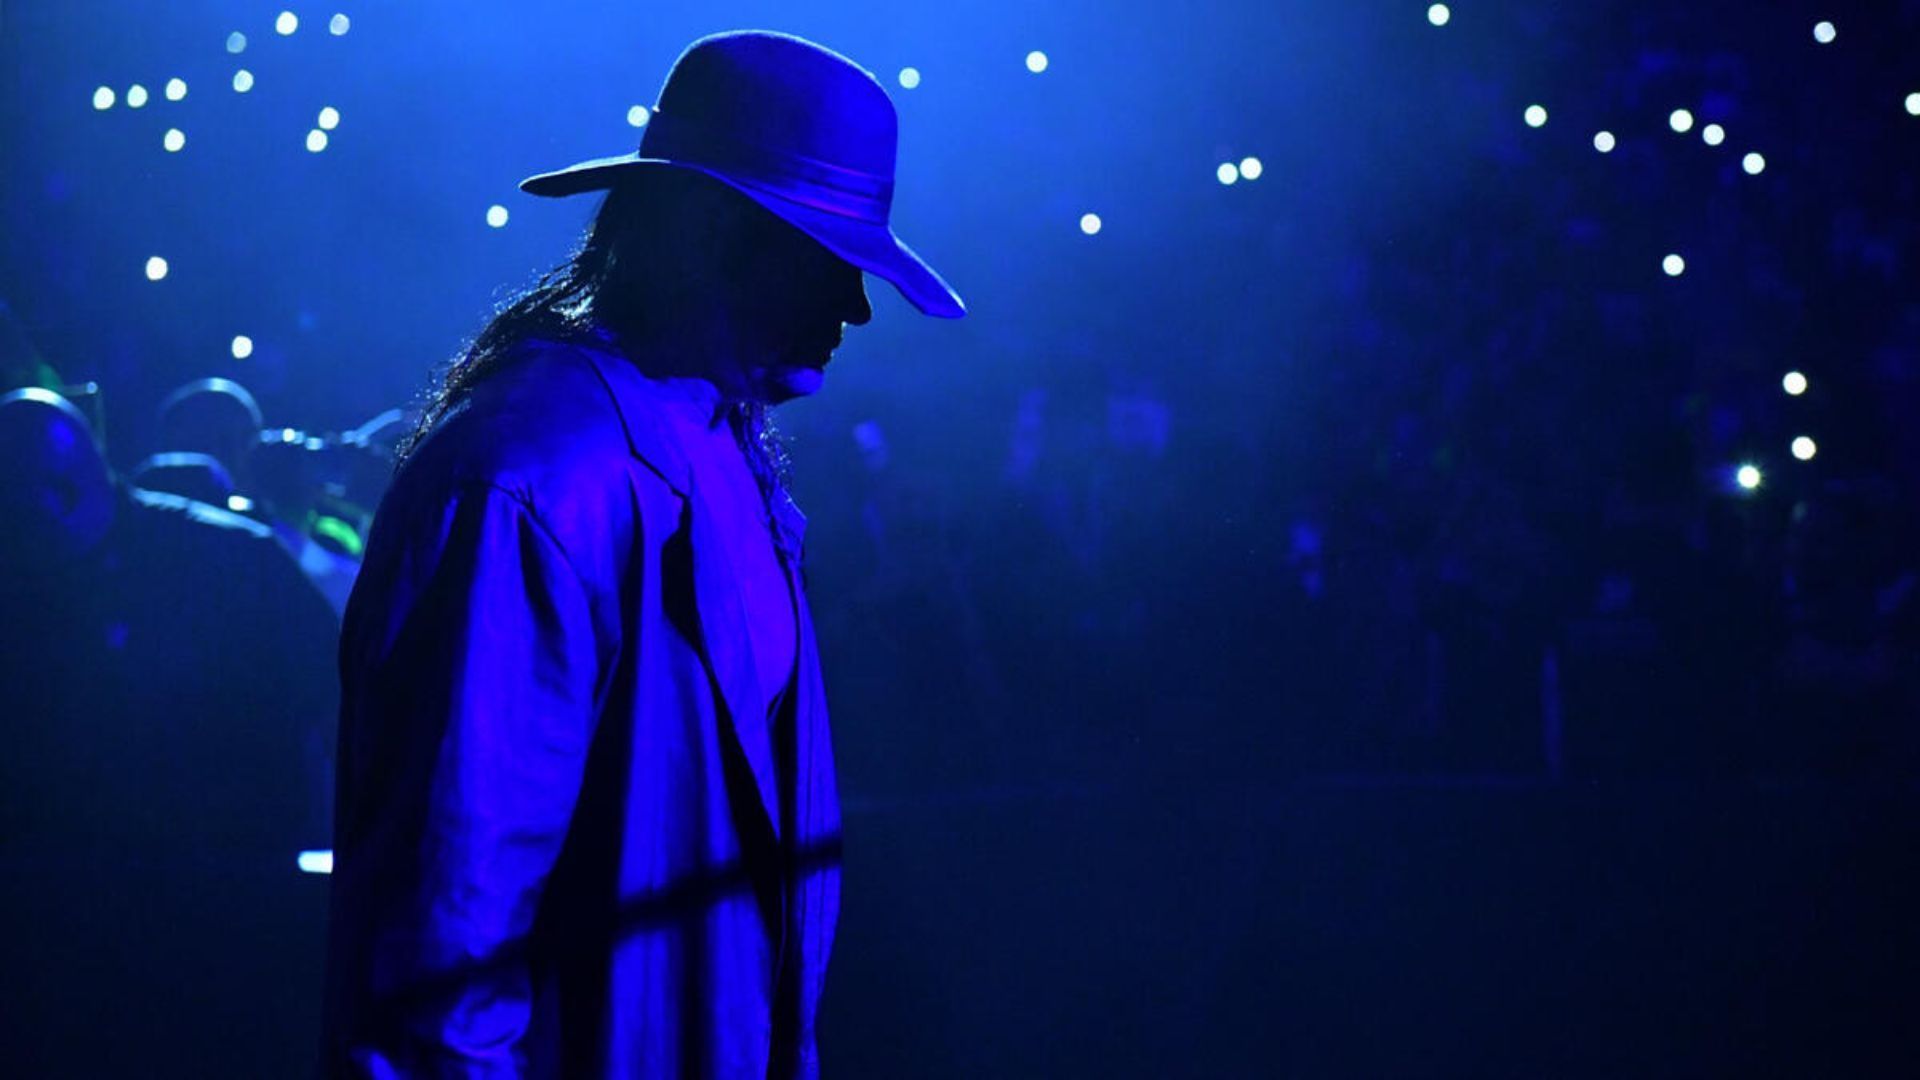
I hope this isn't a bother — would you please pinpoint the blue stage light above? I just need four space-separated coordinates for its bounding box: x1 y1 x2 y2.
330 13 351 36
163 128 186 152
93 86 116 110
899 67 921 89
1026 50 1048 74
1736 464 1762 490
1813 21 1836 44
486 205 509 228
1524 104 1547 128
626 105 650 127
306 129 329 153
1080 213 1102 235
1782 371 1808 396
318 106 340 130
1239 156 1263 180
1669 108 1693 133
233 69 255 93
297 850 334 874
1791 437 1817 461
1428 4 1451 27
165 78 187 101
1905 92 1919 116
127 84 149 108
1701 123 1724 146
227 31 247 54
1593 130 1616 153
277 11 299 36
145 256 169 281
1216 162 1240 185
1662 253 1686 276
1742 152 1766 175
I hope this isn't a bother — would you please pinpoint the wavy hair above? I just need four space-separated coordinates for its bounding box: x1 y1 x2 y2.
397 170 791 508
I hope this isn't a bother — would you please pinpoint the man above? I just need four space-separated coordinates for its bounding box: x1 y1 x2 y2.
320 30 964 1078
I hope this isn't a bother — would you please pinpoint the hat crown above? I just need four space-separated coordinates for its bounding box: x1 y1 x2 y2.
647 31 897 184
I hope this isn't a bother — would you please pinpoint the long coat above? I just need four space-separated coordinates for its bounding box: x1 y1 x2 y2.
320 336 842 1078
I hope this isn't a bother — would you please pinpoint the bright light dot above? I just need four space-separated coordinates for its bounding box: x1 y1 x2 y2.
1217 162 1240 185
233 69 255 93
1904 92 1919 116
297 849 334 875
1742 152 1766 175
1662 253 1686 276
277 11 299 35
145 256 169 281
1669 108 1694 133
318 106 340 130
163 128 186 152
898 67 921 89
1736 464 1763 490
92 86 116 110
1524 104 1548 128
226 494 255 513
1791 436 1818 461
330 13 351 35
231 335 254 359
1428 4 1451 27
486 204 509 228
1239 156 1263 180
1701 123 1725 146
1593 130 1616 153
1079 212 1102 235
1783 371 1808 396
1813 21 1836 45
227 31 247 54
127 84 149 108
306 129 329 153
626 105 650 128
165 78 187 101
1026 51 1048 74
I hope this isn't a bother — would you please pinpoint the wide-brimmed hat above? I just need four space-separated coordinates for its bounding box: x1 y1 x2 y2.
520 30 966 319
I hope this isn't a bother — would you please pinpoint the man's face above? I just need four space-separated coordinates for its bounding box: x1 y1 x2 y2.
716 203 873 404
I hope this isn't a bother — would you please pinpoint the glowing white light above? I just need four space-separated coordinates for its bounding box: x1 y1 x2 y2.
276 11 299 35
227 31 247 54
92 86 116 110
1428 4 1451 27
1791 436 1817 461
1593 130 1616 153
318 106 340 130
1736 464 1763 490
1742 152 1766 175
297 849 334 874
626 105 650 128
145 256 169 281
486 204 509 228
1813 21 1836 45
1524 105 1548 128
1080 212 1102 235
898 67 921 89
1239 156 1264 180
165 78 187 101
1217 162 1240 185
306 129 329 153
233 69 255 93
127 84 149 108
330 13 351 36
1905 92 1919 116
1701 123 1725 146
226 494 255 513
1783 371 1808 396
1669 108 1694 133
1026 51 1048 74
231 335 254 359
163 128 186 152
1662 253 1686 277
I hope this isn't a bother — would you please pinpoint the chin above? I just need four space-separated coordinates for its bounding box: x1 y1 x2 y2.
758 365 826 403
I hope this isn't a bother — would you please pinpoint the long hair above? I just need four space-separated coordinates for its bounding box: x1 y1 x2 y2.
397 170 792 511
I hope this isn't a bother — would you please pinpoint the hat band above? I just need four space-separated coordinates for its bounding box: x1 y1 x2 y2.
639 110 895 225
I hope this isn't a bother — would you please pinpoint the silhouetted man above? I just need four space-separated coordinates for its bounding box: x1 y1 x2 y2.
321 31 964 1078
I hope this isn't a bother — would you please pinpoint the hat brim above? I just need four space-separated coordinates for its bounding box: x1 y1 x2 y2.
519 155 966 319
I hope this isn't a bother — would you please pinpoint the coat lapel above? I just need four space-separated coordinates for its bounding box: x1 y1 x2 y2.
579 342 783 836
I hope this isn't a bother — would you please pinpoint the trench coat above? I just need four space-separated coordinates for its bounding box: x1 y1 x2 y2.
320 335 842 1078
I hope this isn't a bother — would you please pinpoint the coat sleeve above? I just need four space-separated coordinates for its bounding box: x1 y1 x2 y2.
323 480 610 1078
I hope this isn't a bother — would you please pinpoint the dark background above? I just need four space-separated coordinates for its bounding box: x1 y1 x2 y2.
4 1 1918 1075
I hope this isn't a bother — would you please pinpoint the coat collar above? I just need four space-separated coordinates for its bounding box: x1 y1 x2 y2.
575 339 809 839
